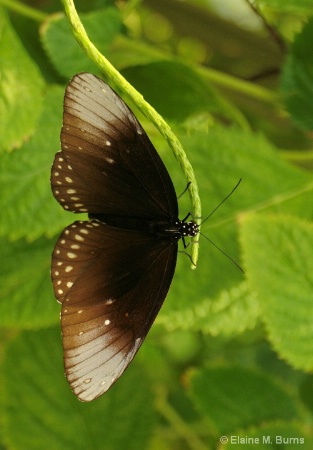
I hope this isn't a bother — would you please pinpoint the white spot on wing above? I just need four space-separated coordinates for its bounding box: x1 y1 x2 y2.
106 299 115 305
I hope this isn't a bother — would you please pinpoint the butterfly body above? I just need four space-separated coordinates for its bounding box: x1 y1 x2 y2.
51 73 198 401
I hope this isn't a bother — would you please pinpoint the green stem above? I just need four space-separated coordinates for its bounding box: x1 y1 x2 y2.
155 388 209 450
120 0 144 18
197 65 280 105
0 0 47 21
282 149 313 163
61 0 201 266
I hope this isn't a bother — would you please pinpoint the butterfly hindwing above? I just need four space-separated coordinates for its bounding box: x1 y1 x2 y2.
51 220 178 401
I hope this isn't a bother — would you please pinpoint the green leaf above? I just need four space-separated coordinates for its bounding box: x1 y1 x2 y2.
0 236 58 328
2 328 156 450
0 85 71 241
157 127 312 332
0 8 44 151
122 61 223 122
189 366 299 434
255 0 313 13
158 282 260 336
281 18 313 130
105 34 170 69
299 374 313 413
241 214 313 371
41 7 122 78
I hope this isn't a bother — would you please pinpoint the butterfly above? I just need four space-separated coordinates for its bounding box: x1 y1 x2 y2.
51 73 198 401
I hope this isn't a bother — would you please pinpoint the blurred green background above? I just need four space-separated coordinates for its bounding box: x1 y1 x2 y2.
1 0 313 449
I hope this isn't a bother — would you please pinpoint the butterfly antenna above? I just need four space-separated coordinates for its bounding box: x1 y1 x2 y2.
200 178 242 225
200 232 244 273
177 181 191 200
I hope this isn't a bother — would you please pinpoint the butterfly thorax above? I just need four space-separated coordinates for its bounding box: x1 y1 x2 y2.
89 214 198 240
173 220 199 238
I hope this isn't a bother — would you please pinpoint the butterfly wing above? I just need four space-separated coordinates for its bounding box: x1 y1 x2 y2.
51 220 177 402
51 73 178 219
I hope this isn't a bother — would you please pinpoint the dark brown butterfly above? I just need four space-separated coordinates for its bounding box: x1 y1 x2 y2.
51 73 198 401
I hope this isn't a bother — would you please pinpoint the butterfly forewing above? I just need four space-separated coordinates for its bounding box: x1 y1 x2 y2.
51 220 177 401
51 73 178 218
